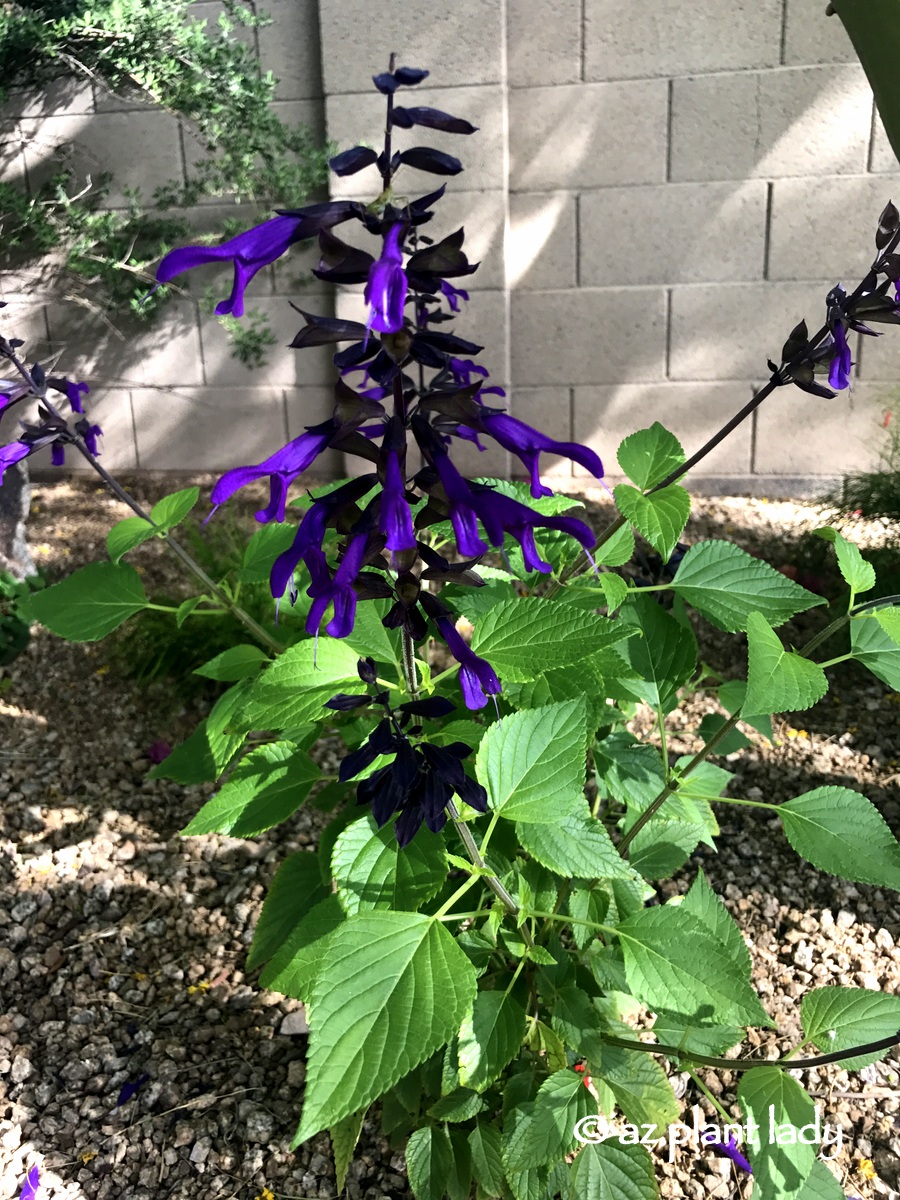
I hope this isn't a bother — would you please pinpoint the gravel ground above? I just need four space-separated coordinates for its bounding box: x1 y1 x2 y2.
0 479 899 1200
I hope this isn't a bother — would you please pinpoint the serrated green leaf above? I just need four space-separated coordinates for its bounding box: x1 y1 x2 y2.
344 599 402 664
737 1068 816 1200
194 643 269 681
148 677 254 784
876 606 900 646
505 1159 548 1200
241 637 362 730
175 595 203 628
596 522 635 568
406 1126 454 1200
107 515 156 563
149 486 200 529
331 1108 366 1194
779 786 900 889
570 1140 658 1200
458 991 527 1092
260 894 345 1001
469 1122 505 1196
598 1043 679 1133
613 483 690 562
27 561 148 641
617 907 772 1027
504 1071 594 1170
683 869 750 974
851 608 900 688
447 1129 473 1200
471 597 632 683
332 814 448 914
295 912 477 1142
181 741 320 837
618 595 697 712
427 1086 486 1122
745 612 828 715
670 541 823 631
238 521 299 582
795 1160 846 1200
246 851 325 970
651 1011 743 1058
617 423 686 491
598 574 629 614
814 527 876 594
516 812 632 881
551 985 607 1065
801 985 900 1069
476 699 587 822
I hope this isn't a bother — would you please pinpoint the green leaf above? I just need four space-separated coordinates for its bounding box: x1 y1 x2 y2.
516 812 633 880
683 869 751 976
569 1140 658 1200
618 596 697 711
427 1086 485 1122
801 985 900 1069
599 1037 680 1132
718 678 775 741
194 643 269 681
471 597 633 683
468 1122 505 1196
796 1160 846 1200
779 786 900 888
331 1108 366 1194
107 515 156 563
670 541 823 631
550 985 607 1065
597 574 630 614
503 1071 594 1170
149 485 200 529
238 521 299 582
447 1129 473 1200
181 741 319 837
148 677 254 784
406 1126 453 1200
345 599 401 665
241 637 362 730
246 851 325 970
458 991 527 1092
617 423 686 490
505 1159 548 1200
744 612 828 714
613 483 690 563
850 608 900 688
295 912 477 1142
651 1011 743 1058
27 562 148 641
876 605 900 646
833 1 900 168
737 1067 816 1200
814 527 876 594
175 596 203 627
616 907 772 1027
259 895 345 1001
476 699 587 822
596 523 635 568
331 814 448 914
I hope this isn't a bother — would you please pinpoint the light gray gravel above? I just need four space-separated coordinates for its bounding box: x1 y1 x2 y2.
0 479 898 1200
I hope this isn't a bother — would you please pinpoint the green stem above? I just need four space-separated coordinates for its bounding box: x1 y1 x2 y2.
433 873 480 920
817 653 853 669
657 706 670 781
685 792 779 810
599 1029 900 1071
479 810 502 857
436 909 492 923
687 1069 736 1126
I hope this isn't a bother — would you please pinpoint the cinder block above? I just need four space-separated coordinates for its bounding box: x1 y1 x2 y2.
46 299 205 388
319 1 503 94
511 289 667 387
768 176 900 282
669 281 839 380
0 297 52 363
256 0 323 100
870 114 900 175
509 386 575 484
509 194 577 291
3 78 94 119
131 386 288 470
782 0 857 65
509 81 667 191
20 112 184 208
580 182 767 287
446 434 510 481
670 66 871 183
573 382 755 477
285 386 340 437
0 122 27 187
58 389 138 473
754 383 889 474
508 0 582 87
584 0 782 79
853 319 900 382
200 295 335 388
326 86 504 197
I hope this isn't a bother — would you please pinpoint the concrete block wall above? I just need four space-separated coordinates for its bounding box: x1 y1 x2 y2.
4 0 900 493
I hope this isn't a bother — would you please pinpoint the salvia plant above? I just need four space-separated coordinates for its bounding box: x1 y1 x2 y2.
5 59 900 1200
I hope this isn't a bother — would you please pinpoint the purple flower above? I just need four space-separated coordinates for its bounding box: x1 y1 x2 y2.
364 224 408 334
432 453 489 558
439 279 469 313
449 357 489 388
704 1136 752 1174
0 440 36 482
117 1072 151 1107
211 418 337 523
146 740 173 764
479 492 596 574
64 380 89 413
480 412 604 498
51 443 66 468
19 1166 40 1200
155 215 306 318
81 422 102 457
828 321 852 390
306 533 368 637
435 615 500 710
381 449 416 551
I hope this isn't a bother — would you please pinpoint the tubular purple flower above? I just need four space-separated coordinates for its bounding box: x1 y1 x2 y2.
155 215 306 318
0 440 36 482
364 224 408 333
211 418 337 523
306 533 368 637
828 322 852 390
480 412 604 498
439 279 469 313
436 615 501 710
66 380 89 414
381 449 416 551
475 490 597 575
51 443 66 468
432 454 489 558
704 1136 752 1175
19 1165 40 1200
81 422 102 457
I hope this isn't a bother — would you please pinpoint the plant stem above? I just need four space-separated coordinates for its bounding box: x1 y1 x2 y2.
687 1069 737 1126
599 1029 900 1072
433 872 480 920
